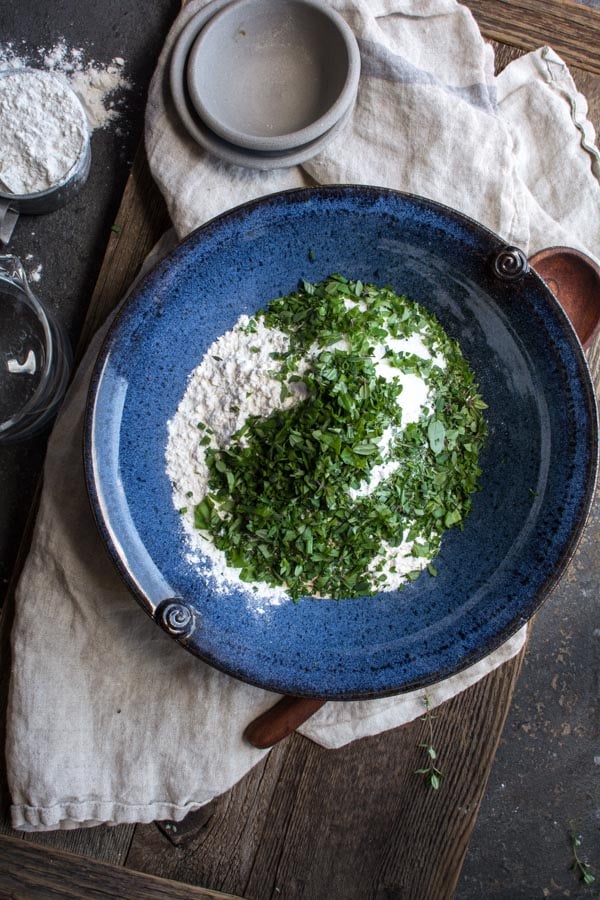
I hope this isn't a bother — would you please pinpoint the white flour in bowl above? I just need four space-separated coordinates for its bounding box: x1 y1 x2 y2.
0 39 132 132
165 281 460 605
166 316 299 605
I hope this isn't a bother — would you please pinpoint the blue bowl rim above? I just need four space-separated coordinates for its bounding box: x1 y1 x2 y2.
83 184 599 699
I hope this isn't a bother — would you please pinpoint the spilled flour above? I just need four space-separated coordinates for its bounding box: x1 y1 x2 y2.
0 39 132 132
24 256 43 283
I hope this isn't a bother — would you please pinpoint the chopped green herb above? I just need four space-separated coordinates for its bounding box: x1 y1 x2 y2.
192 275 487 599
427 419 446 455
244 318 258 334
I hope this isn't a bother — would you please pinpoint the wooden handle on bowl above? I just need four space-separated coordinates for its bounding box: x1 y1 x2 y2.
244 697 326 748
530 246 600 349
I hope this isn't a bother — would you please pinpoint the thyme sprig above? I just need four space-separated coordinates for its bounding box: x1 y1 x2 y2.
569 823 596 886
414 695 444 790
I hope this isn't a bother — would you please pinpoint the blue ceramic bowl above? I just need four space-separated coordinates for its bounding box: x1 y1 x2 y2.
85 187 598 700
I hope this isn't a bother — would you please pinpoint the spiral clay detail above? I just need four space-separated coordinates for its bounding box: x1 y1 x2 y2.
156 600 195 637
493 246 529 282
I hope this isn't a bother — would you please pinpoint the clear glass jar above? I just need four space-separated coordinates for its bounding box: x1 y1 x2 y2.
0 254 72 442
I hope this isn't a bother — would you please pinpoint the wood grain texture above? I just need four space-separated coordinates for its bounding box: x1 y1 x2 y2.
0 834 241 899
490 38 526 74
491 37 600 130
125 650 525 900
463 0 600 75
156 803 219 846
74 143 171 361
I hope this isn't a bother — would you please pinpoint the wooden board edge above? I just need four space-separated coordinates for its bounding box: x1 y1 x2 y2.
0 833 242 899
443 641 528 896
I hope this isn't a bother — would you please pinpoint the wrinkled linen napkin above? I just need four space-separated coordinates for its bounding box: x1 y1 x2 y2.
7 0 600 831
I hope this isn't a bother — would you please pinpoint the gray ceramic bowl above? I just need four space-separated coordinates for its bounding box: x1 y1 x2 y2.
186 0 360 152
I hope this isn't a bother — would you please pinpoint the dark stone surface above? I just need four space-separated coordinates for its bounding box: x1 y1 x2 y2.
0 0 179 597
0 1 598 897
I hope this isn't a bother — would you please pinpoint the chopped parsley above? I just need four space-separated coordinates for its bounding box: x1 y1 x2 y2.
191 275 487 600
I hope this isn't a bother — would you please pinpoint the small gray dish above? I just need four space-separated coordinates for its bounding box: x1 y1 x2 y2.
186 0 361 153
169 0 357 169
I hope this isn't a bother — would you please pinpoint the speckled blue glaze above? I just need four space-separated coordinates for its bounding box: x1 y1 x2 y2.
84 187 598 700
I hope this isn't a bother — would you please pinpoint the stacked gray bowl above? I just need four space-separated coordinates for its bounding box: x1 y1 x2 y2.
170 0 361 169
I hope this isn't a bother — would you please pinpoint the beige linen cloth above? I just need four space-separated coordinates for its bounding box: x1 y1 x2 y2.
7 0 600 831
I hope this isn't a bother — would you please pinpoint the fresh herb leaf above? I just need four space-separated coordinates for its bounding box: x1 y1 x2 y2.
427 419 446 455
415 695 444 790
569 823 596 885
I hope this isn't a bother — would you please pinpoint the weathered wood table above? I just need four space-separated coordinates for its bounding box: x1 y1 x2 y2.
0 2 598 897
